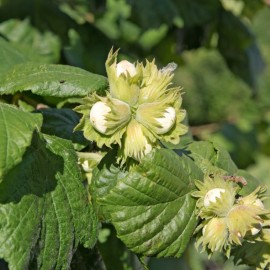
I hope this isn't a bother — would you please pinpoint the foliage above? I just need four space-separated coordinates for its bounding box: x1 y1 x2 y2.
0 1 270 270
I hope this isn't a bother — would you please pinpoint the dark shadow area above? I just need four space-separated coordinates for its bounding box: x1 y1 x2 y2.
0 259 8 270
0 131 64 204
97 224 143 270
173 146 192 159
97 146 118 171
35 108 89 148
91 146 122 201
71 245 106 270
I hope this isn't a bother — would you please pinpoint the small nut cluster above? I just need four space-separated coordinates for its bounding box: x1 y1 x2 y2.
193 176 269 256
75 49 187 162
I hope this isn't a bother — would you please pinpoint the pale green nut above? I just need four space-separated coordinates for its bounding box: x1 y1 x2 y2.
226 203 264 244
193 176 237 218
90 101 111 134
89 97 131 135
254 198 264 209
228 187 268 239
116 60 137 77
154 107 176 134
106 49 140 106
201 217 228 253
204 188 225 207
248 198 264 236
250 223 262 236
136 102 178 135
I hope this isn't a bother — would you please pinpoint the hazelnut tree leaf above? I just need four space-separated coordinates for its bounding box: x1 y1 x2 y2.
0 62 108 97
0 103 42 180
185 141 239 176
127 0 219 30
0 130 98 270
185 141 260 194
92 148 203 257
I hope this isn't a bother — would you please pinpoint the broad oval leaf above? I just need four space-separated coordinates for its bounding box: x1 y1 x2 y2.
0 133 98 270
0 62 108 97
92 148 203 257
0 103 42 180
185 141 260 194
184 141 238 176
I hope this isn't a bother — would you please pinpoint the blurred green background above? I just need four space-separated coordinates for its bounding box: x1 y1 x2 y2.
0 0 269 269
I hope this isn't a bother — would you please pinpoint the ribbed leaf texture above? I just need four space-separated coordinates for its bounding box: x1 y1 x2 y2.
0 62 108 97
92 149 204 257
0 105 98 269
185 141 259 195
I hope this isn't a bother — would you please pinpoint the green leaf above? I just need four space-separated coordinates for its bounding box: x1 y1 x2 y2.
236 169 260 196
127 0 178 29
0 37 29 78
218 10 265 93
185 141 261 193
173 0 220 27
36 108 89 150
232 234 270 270
0 62 108 97
0 133 98 270
0 103 42 180
128 0 219 29
185 141 238 176
0 18 61 63
92 149 203 257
